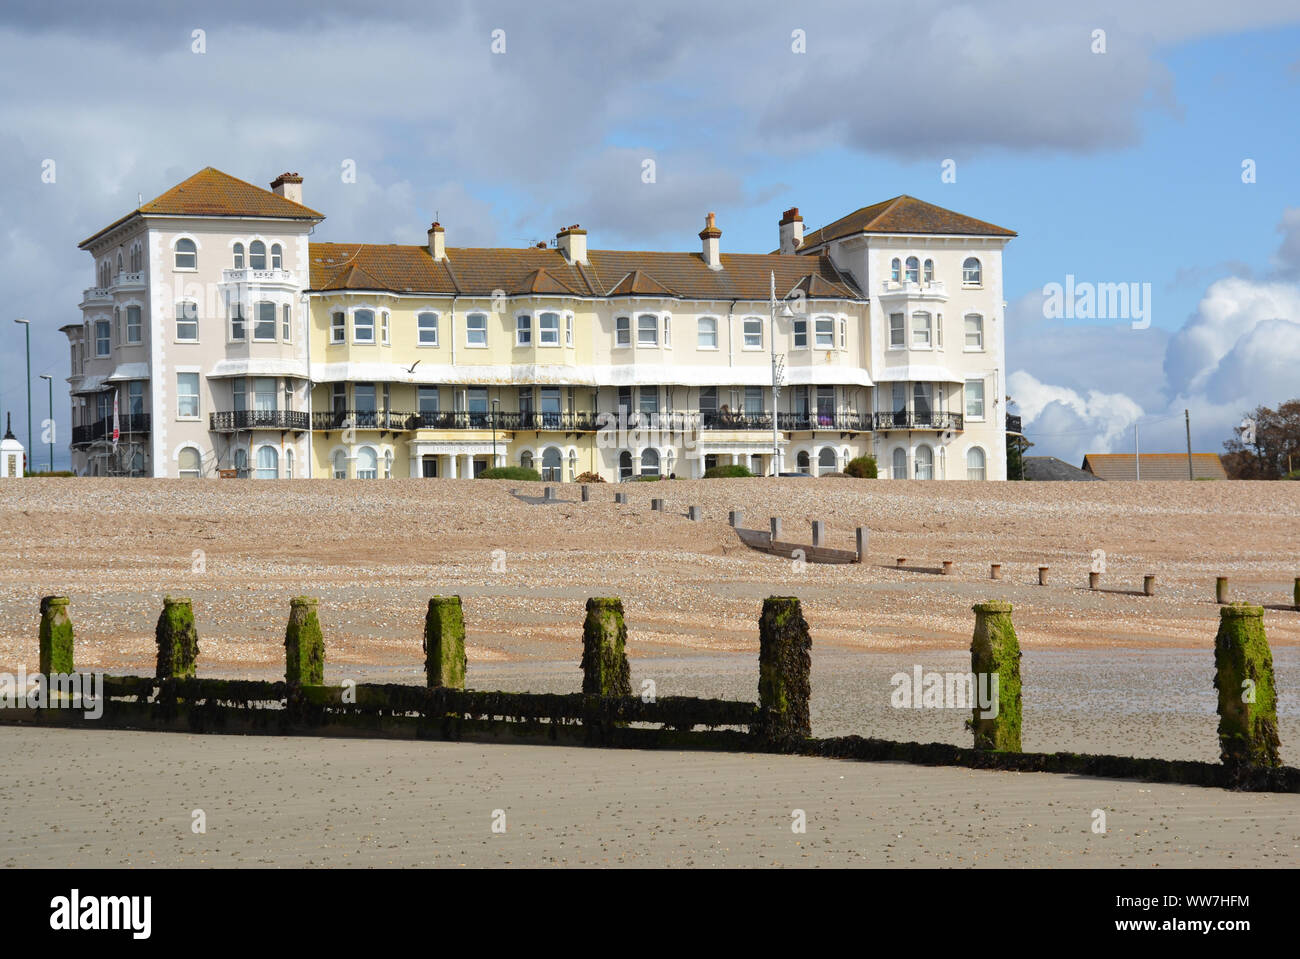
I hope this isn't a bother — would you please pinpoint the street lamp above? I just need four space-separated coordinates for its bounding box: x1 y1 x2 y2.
491 397 500 468
39 374 53 473
768 273 794 477
14 318 31 459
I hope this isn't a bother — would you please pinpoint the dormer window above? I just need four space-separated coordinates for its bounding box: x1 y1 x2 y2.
233 243 245 269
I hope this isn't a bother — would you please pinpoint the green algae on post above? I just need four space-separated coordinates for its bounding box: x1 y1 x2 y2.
155 596 199 680
285 597 325 685
424 596 467 689
969 600 1022 752
580 597 631 697
1214 603 1280 770
756 596 811 746
39 596 74 675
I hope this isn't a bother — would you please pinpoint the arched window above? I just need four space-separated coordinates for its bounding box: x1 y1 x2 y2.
249 241 266 270
178 447 201 478
915 445 934 480
130 245 141 271
640 448 660 477
923 258 934 284
117 252 123 273
271 244 283 269
174 238 196 269
357 447 378 479
892 447 907 480
797 450 810 472
332 450 347 479
99 261 110 288
520 450 533 471
697 317 718 349
285 447 294 479
818 447 837 473
233 243 245 269
619 450 633 481
962 257 982 286
541 447 562 481
890 258 901 282
966 447 986 481
255 446 278 479
905 256 920 283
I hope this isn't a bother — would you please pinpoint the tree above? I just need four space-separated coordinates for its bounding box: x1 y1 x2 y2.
1222 399 1300 479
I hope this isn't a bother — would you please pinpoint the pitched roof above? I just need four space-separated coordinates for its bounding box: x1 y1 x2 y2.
307 243 865 301
798 195 1016 250
1023 456 1103 482
80 167 324 248
1081 453 1229 481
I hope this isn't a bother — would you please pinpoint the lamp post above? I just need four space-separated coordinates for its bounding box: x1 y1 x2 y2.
39 374 53 472
14 318 31 460
491 397 500 468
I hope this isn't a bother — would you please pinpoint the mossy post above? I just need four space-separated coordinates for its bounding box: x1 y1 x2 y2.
756 596 812 747
424 596 467 689
155 596 199 680
284 597 325 685
1213 603 1280 770
580 598 631 697
38 596 74 674
969 600 1022 752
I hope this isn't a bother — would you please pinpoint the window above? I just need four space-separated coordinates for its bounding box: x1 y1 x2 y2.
230 302 246 340
333 450 347 479
966 447 986 481
232 377 246 412
797 450 810 472
742 317 763 349
285 448 294 479
117 252 123 273
962 257 982 286
176 301 198 341
905 256 920 283
177 372 199 418
818 447 838 473
566 314 573 346
466 312 487 347
744 386 764 415
131 245 142 271
914 445 934 480
354 309 375 343
234 449 248 475
233 243 244 269
128 381 145 415
249 241 266 270
913 383 934 422
637 314 658 346
839 318 847 348
640 448 660 478
619 450 633 481
793 318 808 349
966 379 985 419
381 311 390 345
911 312 932 348
174 238 196 270
539 312 559 345
815 317 834 349
540 447 562 481
964 314 984 350
615 316 631 347
520 450 534 471
98 262 109 288
418 387 439 417
331 312 345 344
699 386 718 420
356 447 378 480
891 448 906 479
271 244 282 270
663 315 671 347
255 446 278 480
697 317 718 349
638 386 659 417
890 258 901 282
95 319 111 356
889 313 905 348
253 377 277 412
923 259 934 284
178 447 202 479
418 312 439 345
254 301 276 340
516 314 532 345
282 305 292 342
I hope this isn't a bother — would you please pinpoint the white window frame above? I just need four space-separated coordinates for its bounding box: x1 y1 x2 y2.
565 313 573 347
966 446 987 481
839 317 847 349
176 372 200 420
964 313 984 351
962 257 983 287
249 240 266 270
94 319 111 356
615 316 631 348
697 316 718 350
793 318 808 349
353 309 375 344
253 301 277 342
271 244 283 270
911 311 932 349
465 312 488 348
381 311 390 345
173 237 197 271
174 302 200 342
905 256 920 284
889 313 905 349
814 316 834 350
965 378 986 420
230 301 246 342
637 313 658 347
177 446 202 479
515 313 532 346
282 304 292 343
330 311 345 344
232 242 244 269
538 311 560 346
124 305 142 344
418 312 439 346
742 316 763 350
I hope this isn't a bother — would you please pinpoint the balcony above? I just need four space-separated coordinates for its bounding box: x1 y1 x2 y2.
1006 413 1023 435
778 412 870 432
115 271 146 290
209 410 310 432
873 411 964 431
877 279 948 302
221 268 296 286
71 413 151 446
80 287 113 306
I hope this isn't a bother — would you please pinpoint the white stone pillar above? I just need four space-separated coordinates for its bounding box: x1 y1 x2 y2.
446 454 458 479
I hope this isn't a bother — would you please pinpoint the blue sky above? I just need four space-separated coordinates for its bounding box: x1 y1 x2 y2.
1 1 1297 469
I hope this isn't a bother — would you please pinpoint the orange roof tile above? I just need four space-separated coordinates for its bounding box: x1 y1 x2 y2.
798 195 1016 250
1081 453 1228 481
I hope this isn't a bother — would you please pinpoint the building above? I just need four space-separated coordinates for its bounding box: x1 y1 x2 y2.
67 168 1015 481
1023 456 1102 481
1081 453 1229 481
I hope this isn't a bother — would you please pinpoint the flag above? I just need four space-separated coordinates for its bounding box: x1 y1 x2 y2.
112 392 120 449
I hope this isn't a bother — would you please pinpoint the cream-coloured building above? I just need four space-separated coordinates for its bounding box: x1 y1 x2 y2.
67 168 1015 481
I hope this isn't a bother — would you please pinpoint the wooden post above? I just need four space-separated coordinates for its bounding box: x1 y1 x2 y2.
942 561 954 575
581 484 590 502
756 597 811 746
614 492 627 504
855 528 868 563
990 563 1002 580
969 601 1022 752
285 597 324 685
1089 571 1101 590
688 506 702 521
896 557 906 568
1216 576 1229 604
424 596 467 689
770 517 782 542
1213 603 1280 770
811 521 824 547
1037 566 1049 586
155 596 199 680
1143 574 1156 597
581 598 631 697
38 596 74 675
730 510 743 528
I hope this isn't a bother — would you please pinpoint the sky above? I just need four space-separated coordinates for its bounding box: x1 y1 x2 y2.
1 0 1298 470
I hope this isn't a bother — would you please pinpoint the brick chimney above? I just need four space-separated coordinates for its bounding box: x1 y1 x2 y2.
427 222 446 261
778 207 804 254
699 212 722 270
270 172 304 205
556 224 588 265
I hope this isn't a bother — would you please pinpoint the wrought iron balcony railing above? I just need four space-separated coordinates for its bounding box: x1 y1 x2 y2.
777 412 870 432
873 411 964 431
71 413 151 446
209 410 310 432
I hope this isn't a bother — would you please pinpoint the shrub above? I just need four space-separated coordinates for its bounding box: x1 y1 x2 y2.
635 475 662 482
703 464 754 479
844 455 878 479
477 466 542 481
574 471 605 483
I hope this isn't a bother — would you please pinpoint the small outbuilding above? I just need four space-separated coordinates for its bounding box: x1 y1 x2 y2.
1 414 25 479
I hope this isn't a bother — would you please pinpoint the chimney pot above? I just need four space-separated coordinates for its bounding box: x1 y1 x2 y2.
556 224 588 264
270 171 304 205
427 221 446 261
699 212 722 270
778 206 805 254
